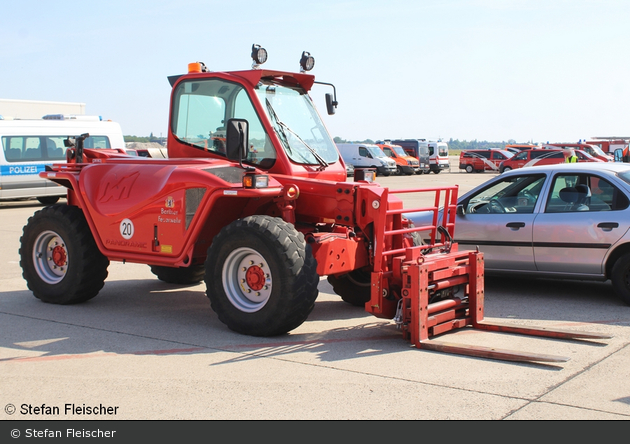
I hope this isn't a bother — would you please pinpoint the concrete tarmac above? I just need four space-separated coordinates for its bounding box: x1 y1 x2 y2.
1 163 629 421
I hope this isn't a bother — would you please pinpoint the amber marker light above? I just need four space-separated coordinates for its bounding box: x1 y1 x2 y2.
243 174 269 189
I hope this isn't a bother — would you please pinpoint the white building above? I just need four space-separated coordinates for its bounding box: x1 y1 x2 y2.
0 99 86 120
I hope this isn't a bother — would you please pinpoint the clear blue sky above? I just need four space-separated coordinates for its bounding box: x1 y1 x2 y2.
2 0 629 143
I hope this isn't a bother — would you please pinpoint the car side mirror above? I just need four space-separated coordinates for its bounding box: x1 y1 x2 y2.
226 118 249 162
456 204 466 216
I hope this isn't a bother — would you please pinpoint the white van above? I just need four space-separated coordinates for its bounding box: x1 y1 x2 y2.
0 115 125 204
336 143 397 176
427 140 450 173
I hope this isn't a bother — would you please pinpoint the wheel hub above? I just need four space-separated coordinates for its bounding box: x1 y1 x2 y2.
245 265 266 291
33 230 68 284
223 247 272 312
51 245 67 267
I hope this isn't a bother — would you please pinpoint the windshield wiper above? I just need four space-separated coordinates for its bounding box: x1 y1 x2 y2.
265 99 328 170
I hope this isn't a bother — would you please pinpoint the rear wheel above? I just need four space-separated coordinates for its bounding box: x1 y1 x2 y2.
611 253 630 305
465 165 474 173
19 204 109 304
502 166 512 173
150 265 205 284
37 196 60 205
205 215 319 336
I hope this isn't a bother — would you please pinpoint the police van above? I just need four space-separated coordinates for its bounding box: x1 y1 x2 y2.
0 115 125 204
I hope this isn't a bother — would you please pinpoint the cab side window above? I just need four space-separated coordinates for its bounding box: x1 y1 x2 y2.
545 174 629 213
172 78 275 167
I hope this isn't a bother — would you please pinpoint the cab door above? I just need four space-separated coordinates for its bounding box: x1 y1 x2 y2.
454 173 547 270
533 172 630 275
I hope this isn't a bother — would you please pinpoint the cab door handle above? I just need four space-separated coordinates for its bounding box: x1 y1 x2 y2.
597 222 619 231
506 222 526 230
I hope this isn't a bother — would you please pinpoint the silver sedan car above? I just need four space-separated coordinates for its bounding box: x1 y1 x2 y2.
409 162 630 305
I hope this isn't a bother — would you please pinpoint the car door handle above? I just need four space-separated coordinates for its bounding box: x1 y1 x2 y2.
597 222 619 231
506 222 526 230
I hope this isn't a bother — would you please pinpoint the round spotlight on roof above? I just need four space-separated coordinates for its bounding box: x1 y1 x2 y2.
251 44 268 68
299 51 315 72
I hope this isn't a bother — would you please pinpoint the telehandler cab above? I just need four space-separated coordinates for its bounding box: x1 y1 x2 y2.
19 45 610 363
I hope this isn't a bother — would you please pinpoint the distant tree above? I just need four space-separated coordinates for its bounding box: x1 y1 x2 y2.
124 135 150 143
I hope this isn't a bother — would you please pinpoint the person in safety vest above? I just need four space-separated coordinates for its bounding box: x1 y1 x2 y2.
564 149 578 163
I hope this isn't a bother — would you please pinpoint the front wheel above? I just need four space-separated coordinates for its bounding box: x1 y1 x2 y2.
465 165 474 173
19 204 109 304
611 253 630 305
205 215 319 336
502 166 512 173
327 269 371 307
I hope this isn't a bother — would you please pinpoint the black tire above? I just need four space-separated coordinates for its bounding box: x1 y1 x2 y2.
150 264 205 284
433 169 441 174
19 204 109 304
611 253 630 305
37 196 60 205
205 215 319 336
396 165 404 175
327 269 372 307
465 165 474 173
328 223 423 307
503 166 512 173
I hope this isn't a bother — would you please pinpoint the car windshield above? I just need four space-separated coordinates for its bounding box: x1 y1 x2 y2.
588 144 607 157
367 145 385 158
618 171 630 185
255 82 339 166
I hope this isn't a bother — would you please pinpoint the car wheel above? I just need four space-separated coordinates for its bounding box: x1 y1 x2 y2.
503 167 512 172
465 165 474 173
611 253 630 305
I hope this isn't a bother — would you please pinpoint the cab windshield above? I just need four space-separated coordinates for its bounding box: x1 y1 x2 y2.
255 82 339 167
392 145 408 157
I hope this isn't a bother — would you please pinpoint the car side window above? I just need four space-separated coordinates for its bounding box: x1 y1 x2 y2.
464 174 546 214
545 174 629 213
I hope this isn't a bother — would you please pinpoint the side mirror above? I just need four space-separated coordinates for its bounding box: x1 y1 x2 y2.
225 118 249 162
456 204 466 216
325 93 337 115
